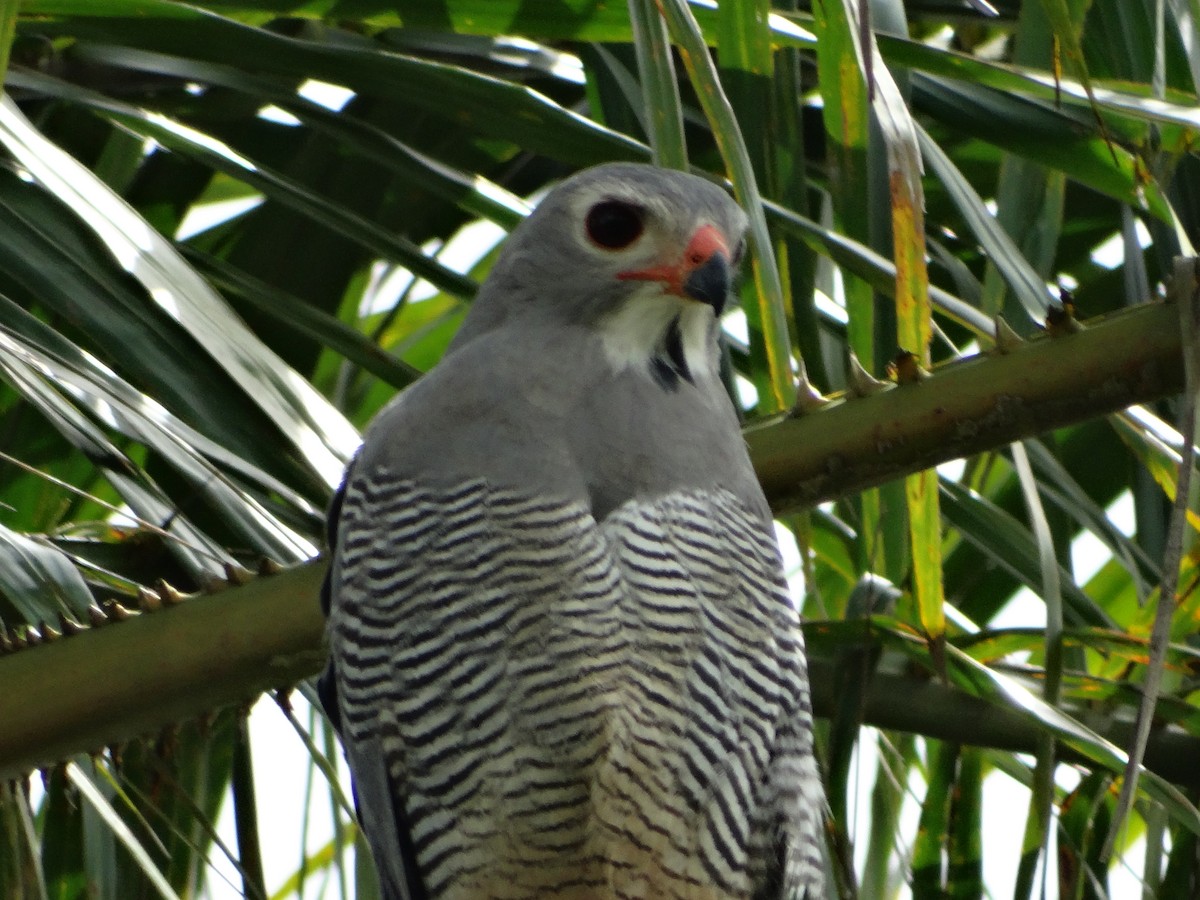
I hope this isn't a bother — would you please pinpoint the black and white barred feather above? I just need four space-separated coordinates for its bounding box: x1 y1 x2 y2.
323 467 824 900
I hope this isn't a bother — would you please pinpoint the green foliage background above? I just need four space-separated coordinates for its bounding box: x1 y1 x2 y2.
1 0 1199 897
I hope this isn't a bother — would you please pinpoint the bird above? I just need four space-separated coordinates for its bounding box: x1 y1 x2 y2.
318 162 826 900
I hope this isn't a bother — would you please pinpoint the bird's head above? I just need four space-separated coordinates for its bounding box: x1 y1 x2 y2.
457 164 749 386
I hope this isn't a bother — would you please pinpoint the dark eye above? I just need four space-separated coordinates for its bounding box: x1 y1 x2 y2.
731 238 747 266
585 200 644 250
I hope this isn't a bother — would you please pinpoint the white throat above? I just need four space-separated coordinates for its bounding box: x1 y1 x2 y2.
598 287 717 382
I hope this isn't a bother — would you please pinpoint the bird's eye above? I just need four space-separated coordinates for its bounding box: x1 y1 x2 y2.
585 200 645 250
731 238 748 267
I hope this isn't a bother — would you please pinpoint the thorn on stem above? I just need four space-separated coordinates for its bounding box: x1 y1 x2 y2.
789 375 830 418
225 562 254 586
105 601 132 622
993 315 1023 353
138 586 163 613
258 557 284 576
156 579 187 606
847 352 890 396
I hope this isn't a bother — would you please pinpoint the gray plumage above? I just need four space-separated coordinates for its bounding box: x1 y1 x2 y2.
319 163 826 899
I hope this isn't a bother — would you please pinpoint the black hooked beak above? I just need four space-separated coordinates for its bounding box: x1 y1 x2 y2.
683 251 732 315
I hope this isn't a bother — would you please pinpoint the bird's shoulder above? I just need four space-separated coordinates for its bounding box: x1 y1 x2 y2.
355 328 594 498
